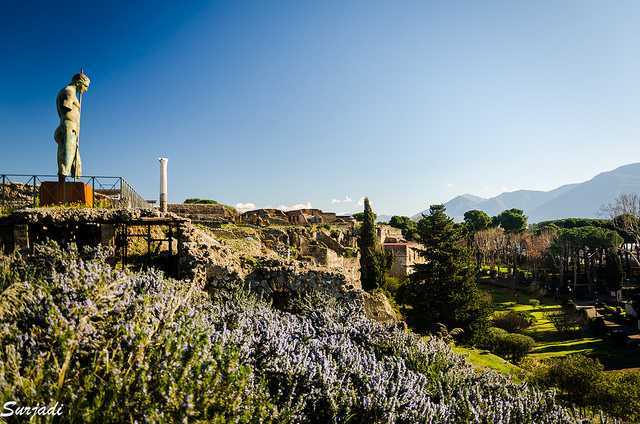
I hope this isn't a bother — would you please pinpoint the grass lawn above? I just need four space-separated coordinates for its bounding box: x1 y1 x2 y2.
480 283 640 370
452 345 523 380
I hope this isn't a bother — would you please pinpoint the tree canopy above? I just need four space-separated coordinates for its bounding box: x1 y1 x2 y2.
551 226 623 252
388 215 418 241
496 209 528 234
464 210 492 233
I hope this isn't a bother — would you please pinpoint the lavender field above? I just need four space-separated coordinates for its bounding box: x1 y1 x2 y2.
0 244 584 423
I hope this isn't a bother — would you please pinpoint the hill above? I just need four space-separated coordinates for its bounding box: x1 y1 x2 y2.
415 163 640 222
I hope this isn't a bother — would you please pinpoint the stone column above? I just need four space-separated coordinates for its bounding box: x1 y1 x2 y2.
159 157 168 213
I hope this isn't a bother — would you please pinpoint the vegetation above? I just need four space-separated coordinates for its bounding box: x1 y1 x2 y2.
452 345 523 379
352 211 372 222
527 354 640 421
184 198 237 213
492 333 536 363
496 208 528 234
0 206 14 217
388 215 418 240
493 310 535 333
604 248 623 292
358 197 387 291
0 244 582 423
463 209 492 234
602 193 640 244
481 283 640 368
184 198 223 204
534 217 614 232
400 205 490 343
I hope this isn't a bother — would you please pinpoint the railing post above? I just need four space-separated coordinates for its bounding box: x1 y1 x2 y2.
119 177 123 208
1 175 5 206
32 176 37 208
92 177 96 208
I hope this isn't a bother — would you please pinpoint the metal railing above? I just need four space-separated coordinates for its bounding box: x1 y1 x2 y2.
0 174 152 210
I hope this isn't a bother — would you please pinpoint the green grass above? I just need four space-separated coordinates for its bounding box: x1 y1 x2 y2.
453 346 523 379
480 283 640 370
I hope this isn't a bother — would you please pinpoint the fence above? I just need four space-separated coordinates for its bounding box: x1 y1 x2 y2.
0 174 152 210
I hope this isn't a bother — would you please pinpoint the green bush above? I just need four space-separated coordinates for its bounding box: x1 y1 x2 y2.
492 333 535 363
382 274 406 297
529 299 540 307
184 198 220 204
480 326 534 363
528 354 640 421
480 326 508 350
493 310 535 333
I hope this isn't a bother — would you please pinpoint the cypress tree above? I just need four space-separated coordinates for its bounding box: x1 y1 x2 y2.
359 198 386 291
400 204 490 343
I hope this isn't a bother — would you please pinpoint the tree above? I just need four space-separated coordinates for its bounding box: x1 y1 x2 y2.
358 198 386 291
474 227 507 273
400 204 490 343
464 210 492 233
496 209 528 277
464 210 492 269
496 209 528 234
602 193 640 244
549 226 623 293
605 249 623 293
388 215 418 241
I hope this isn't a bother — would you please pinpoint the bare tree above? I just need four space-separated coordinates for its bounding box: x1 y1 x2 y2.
474 227 507 274
522 229 555 278
602 193 640 245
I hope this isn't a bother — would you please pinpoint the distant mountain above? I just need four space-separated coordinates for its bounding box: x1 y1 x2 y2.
413 163 640 223
416 194 485 220
376 214 394 223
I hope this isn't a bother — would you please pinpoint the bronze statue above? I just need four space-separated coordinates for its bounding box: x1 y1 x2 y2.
54 71 90 181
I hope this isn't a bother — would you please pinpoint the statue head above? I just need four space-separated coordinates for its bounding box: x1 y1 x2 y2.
71 72 91 93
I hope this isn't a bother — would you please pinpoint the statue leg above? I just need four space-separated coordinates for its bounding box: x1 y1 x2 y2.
72 149 82 179
60 127 78 177
57 140 67 176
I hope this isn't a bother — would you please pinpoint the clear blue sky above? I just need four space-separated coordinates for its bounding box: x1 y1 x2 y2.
2 1 639 216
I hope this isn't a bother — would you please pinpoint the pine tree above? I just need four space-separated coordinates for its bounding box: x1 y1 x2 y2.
401 204 490 343
359 198 386 291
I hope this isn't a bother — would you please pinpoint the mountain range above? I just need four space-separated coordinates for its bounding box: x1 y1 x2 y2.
412 163 640 223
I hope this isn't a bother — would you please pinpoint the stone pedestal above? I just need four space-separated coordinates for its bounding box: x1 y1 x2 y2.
100 223 115 246
39 181 93 207
13 224 29 251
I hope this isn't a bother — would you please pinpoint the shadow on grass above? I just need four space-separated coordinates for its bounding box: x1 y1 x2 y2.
529 306 562 314
533 339 603 354
526 329 566 343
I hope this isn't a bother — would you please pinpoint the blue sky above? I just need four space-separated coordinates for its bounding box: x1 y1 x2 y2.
1 1 640 216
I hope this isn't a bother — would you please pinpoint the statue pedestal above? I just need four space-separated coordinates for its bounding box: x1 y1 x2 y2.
39 181 94 207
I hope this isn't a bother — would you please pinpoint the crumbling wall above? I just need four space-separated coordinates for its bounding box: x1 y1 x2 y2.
0 208 396 324
168 203 238 226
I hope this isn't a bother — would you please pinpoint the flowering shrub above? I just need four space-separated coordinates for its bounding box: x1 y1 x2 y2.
0 245 582 423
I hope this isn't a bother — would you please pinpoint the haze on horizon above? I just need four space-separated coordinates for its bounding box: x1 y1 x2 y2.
1 1 639 216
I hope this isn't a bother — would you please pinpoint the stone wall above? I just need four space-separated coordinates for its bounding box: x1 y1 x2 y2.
0 207 398 324
168 203 238 225
377 225 403 244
